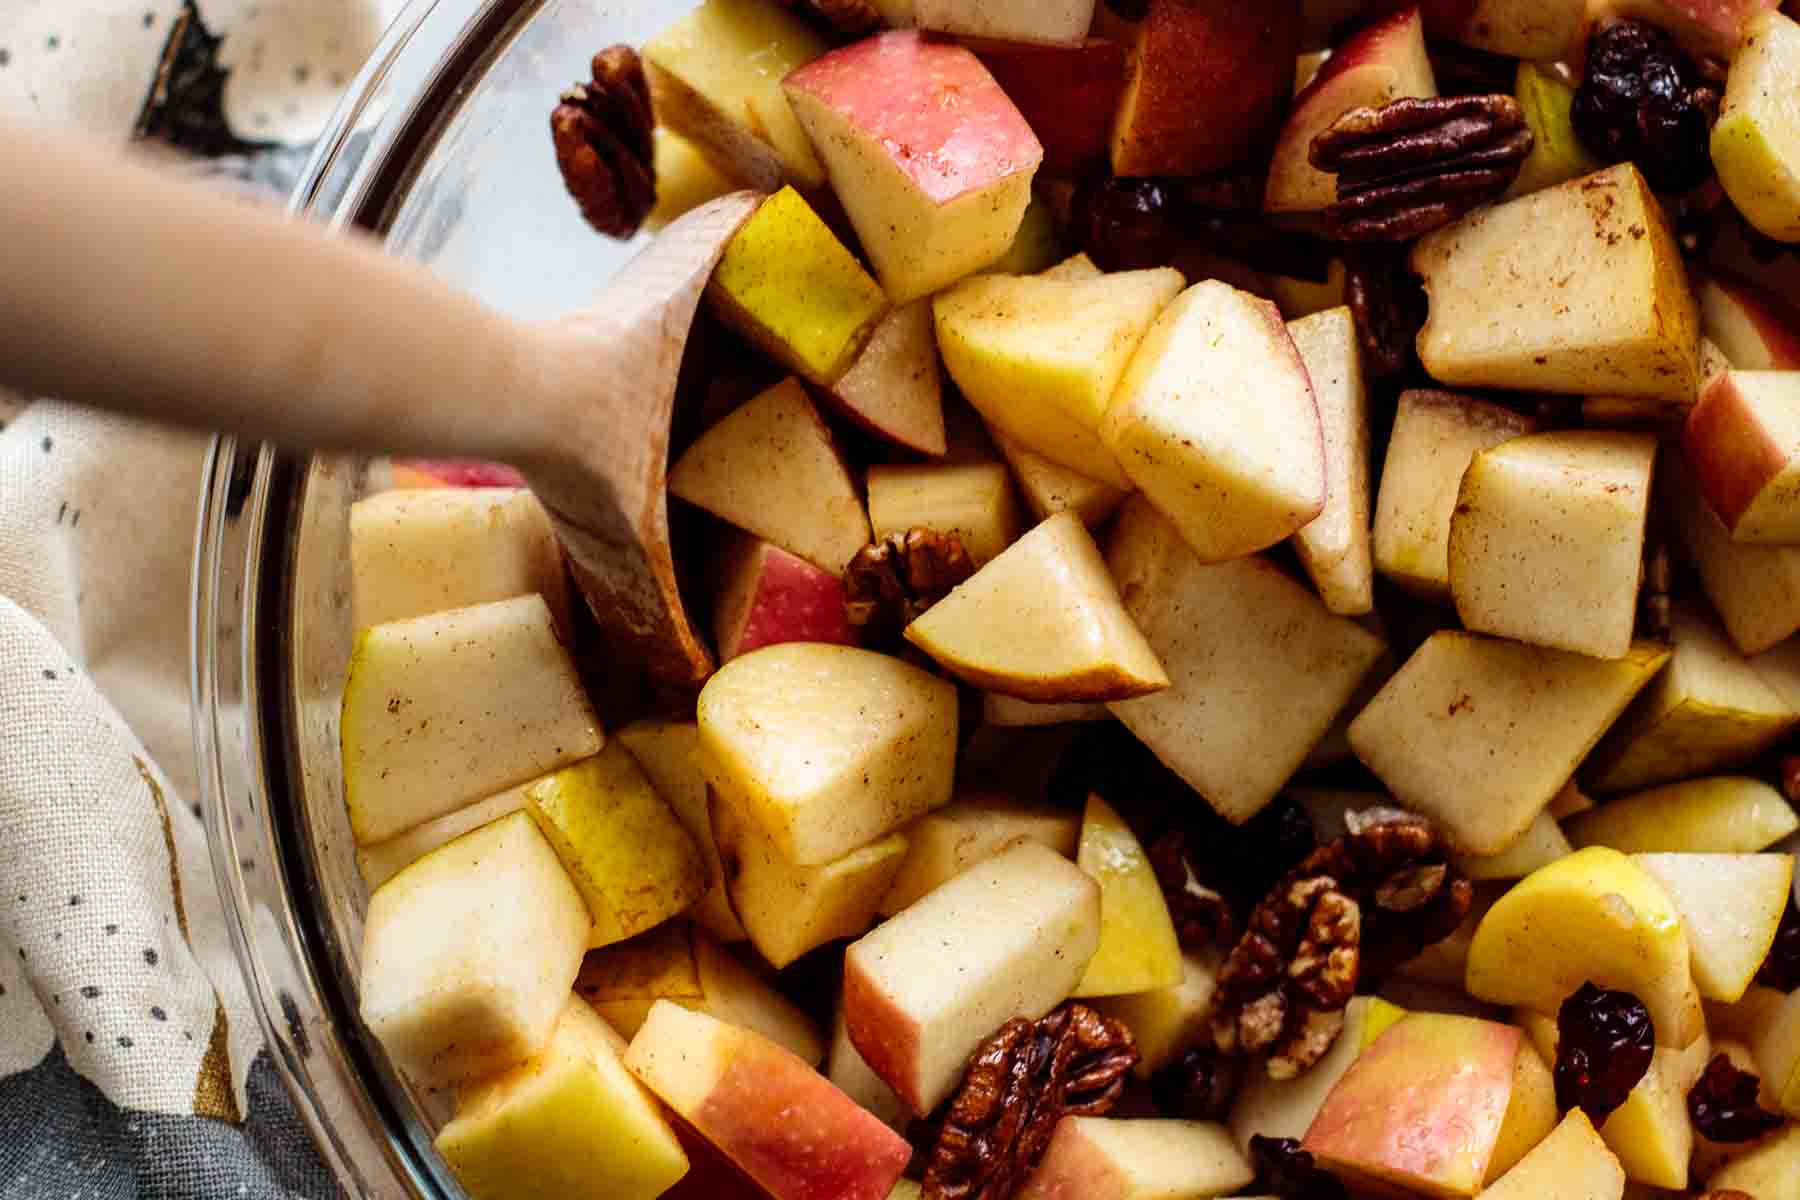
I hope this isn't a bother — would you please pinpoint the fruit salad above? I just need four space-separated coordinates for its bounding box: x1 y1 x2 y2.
341 2 1800 1198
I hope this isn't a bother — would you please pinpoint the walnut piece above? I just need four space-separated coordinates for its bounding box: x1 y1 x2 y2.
550 46 657 239
1212 810 1472 1079
922 1004 1138 1200
845 529 976 635
1310 94 1533 242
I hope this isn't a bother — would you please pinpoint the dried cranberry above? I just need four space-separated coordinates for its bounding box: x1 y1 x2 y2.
1757 892 1800 991
1688 1053 1786 1143
1072 176 1179 272
1571 19 1719 193
1150 1047 1245 1121
1554 983 1655 1122
1249 1135 1349 1200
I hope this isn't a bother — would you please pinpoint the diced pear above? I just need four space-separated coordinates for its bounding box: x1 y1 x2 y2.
907 513 1167 703
1746 979 1800 1115
980 694 1110 727
707 187 889 387
866 462 1026 568
1457 811 1573 881
1109 499 1387 824
643 127 739 235
1465 847 1704 1048
1633 853 1794 1002
1347 632 1669 854
1669 453 1800 653
1071 794 1183 998
358 812 591 1089
341 595 602 845
1708 1123 1800 1199
1288 306 1374 616
1447 431 1657 661
1411 163 1700 400
1712 9 1800 242
988 423 1129 531
1508 62 1601 198
1487 1041 1560 1184
1095 950 1221 1078
436 998 689 1200
1478 1111 1623 1200
878 795 1079 916
1567 776 1799 853
669 377 871 577
698 643 956 866
1584 609 1798 792
357 783 531 891
827 300 947 457
1599 1032 1713 1188
710 792 908 970
526 746 709 951
934 268 1185 488
614 720 746 943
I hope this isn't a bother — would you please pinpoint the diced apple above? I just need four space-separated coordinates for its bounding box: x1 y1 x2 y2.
1448 431 1657 660
1479 1110 1624 1200
1287 307 1374 616
708 186 889 387
1709 1123 1800 1199
1702 270 1800 369
1508 61 1602 199
1583 608 1798 793
1457 811 1573 881
1632 852 1795 1002
917 0 1094 45
878 794 1080 916
626 1001 912 1200
386 459 526 490
644 128 740 234
1266 7 1436 215
784 32 1044 304
1488 1040 1560 1184
907 514 1168 703
711 531 855 665
341 595 602 845
828 1009 910 1132
866 462 1027 568
935 268 1185 489
670 377 871 577
1109 499 1387 824
1303 1013 1522 1198
349 488 569 635
843 840 1101 1116
359 812 591 1089
1412 164 1700 399
644 0 827 191
1745 978 1800 1115
1373 389 1539 600
977 40 1127 175
357 783 530 891
614 720 746 943
1070 794 1183 998
981 694 1111 727
1712 9 1800 243
699 643 956 866
1096 950 1221 1078
1018 1117 1255 1200
1669 454 1800 653
1110 0 1301 177
1228 996 1394 1149
1567 776 1800 854
827 300 946 456
988 423 1130 530
1685 369 1800 543
436 998 689 1200
1348 632 1669 854
711 791 908 970
1465 847 1704 1047
1379 0 1586 59
1103 281 1326 563
575 921 824 1062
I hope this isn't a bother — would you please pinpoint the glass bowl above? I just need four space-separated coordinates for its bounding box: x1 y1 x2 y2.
192 1 702 1194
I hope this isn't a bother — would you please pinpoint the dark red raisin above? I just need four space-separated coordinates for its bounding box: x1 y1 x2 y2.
1758 892 1800 992
1688 1053 1786 1143
1554 983 1655 1122
1249 1135 1349 1200
1150 1047 1245 1121
1570 19 1719 193
1072 176 1178 272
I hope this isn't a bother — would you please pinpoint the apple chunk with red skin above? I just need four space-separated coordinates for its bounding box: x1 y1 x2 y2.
625 1001 911 1200
784 33 1043 305
710 531 854 664
1303 1013 1522 1199
1110 0 1302 178
977 40 1127 175
1684 369 1800 544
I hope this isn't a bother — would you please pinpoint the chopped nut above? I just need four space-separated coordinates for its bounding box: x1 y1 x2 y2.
551 46 657 239
1310 94 1533 242
844 529 976 636
922 1004 1138 1200
1149 831 1240 950
1343 246 1427 379
777 0 884 35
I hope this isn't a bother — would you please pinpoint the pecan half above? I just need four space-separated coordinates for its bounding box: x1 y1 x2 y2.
845 529 976 635
1344 245 1427 379
777 0 884 34
1311 94 1533 242
922 1004 1138 1200
1212 809 1472 1079
551 46 657 239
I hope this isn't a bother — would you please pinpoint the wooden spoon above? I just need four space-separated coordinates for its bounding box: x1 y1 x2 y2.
0 119 764 685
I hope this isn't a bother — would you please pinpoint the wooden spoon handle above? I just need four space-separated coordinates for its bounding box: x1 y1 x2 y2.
0 118 557 464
